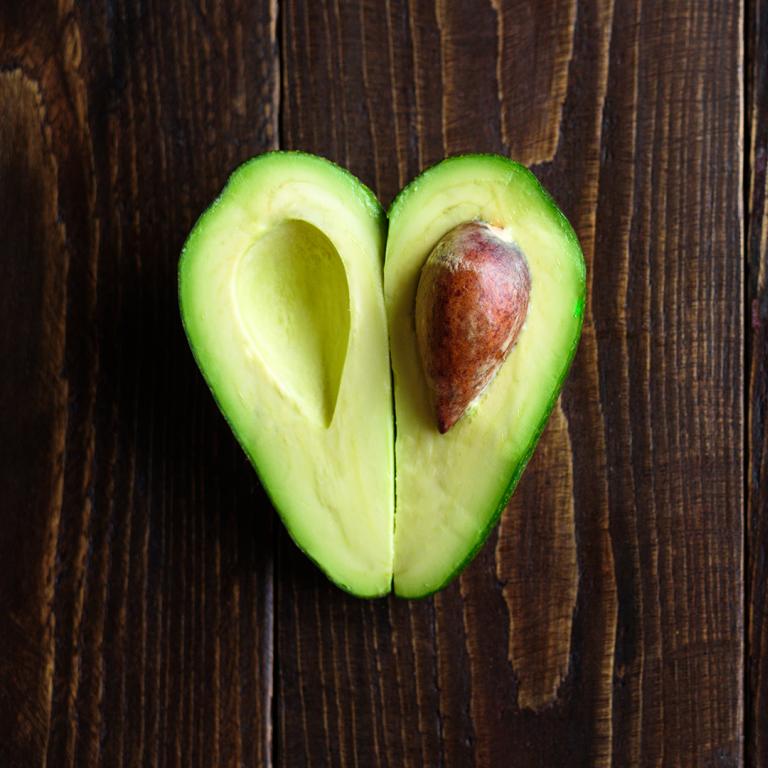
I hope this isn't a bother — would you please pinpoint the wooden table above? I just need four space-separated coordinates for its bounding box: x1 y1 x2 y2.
1 1 763 765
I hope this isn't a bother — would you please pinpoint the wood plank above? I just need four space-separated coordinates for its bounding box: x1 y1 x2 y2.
0 3 278 766
748 0 768 765
278 1 744 765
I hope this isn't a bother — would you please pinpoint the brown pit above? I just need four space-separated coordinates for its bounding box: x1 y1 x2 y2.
415 221 531 433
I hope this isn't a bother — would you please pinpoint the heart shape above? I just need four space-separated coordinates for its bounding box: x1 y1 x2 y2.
179 152 585 597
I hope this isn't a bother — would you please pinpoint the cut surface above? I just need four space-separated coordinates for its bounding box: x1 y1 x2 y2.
385 155 585 598
235 219 350 427
180 152 394 597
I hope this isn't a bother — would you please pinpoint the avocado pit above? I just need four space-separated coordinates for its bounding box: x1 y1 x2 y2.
415 221 531 433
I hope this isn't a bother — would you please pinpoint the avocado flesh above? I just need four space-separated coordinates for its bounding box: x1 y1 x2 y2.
385 155 586 598
179 152 394 597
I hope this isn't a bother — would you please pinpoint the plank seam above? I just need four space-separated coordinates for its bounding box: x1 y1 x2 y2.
744 0 751 764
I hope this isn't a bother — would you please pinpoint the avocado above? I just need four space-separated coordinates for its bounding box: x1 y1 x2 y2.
179 152 394 597
179 152 584 599
385 155 585 597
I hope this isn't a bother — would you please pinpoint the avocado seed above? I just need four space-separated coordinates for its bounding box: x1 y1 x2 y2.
415 221 531 433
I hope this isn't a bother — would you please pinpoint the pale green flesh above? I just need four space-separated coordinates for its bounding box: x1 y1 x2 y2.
385 156 586 598
179 153 394 597
236 220 350 428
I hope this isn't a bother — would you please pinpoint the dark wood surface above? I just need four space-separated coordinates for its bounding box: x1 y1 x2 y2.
749 0 768 765
0 1 751 766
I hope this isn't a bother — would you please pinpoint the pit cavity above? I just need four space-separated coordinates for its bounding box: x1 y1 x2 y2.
235 219 351 427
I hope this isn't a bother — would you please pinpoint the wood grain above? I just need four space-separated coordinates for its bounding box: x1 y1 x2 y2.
496 403 578 712
748 0 768 765
0 0 749 766
279 1 744 766
0 68 68 767
0 3 278 766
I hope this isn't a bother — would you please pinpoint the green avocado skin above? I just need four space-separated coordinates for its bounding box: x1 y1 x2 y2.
386 154 586 598
180 152 585 599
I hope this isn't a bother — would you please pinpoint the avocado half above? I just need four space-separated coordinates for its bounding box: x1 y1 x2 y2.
179 152 585 598
179 152 395 597
385 155 585 597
